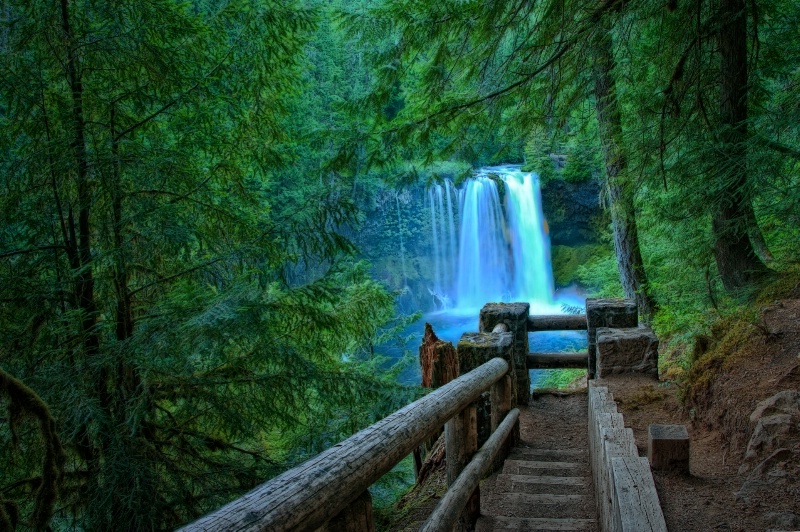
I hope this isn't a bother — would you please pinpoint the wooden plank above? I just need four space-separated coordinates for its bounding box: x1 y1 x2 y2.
481 492 587 505
599 428 637 532
587 383 627 532
610 456 667 532
503 459 581 470
528 314 588 331
180 358 509 532
498 474 588 486
510 448 585 459
420 409 520 532
527 352 589 369
317 491 374 532
480 492 593 520
493 478 591 496
446 405 477 484
477 516 597 531
588 412 622 484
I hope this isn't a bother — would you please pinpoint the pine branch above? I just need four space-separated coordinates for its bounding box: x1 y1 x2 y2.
0 245 67 260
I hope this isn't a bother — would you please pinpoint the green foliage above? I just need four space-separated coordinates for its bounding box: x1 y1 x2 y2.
0 369 65 531
369 455 417 510
561 120 603 183
551 245 602 287
537 369 586 389
523 129 559 183
0 0 419 529
575 246 625 298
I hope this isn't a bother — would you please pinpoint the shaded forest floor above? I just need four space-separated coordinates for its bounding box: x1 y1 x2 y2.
379 290 800 531
571 290 800 531
611 291 800 531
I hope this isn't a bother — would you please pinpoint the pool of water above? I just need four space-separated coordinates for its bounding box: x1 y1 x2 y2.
390 303 588 388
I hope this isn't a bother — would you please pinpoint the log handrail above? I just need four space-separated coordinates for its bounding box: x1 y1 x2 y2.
527 314 587 331
527 351 589 369
420 407 520 532
179 357 510 532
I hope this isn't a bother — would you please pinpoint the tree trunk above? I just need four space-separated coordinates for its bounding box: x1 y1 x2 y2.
713 0 768 290
745 201 773 264
591 18 657 321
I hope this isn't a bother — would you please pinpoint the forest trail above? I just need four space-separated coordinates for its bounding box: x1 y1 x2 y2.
477 393 598 532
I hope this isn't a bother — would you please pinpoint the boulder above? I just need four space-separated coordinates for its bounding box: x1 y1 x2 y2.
763 511 800 532
740 390 800 473
736 448 796 504
749 390 800 422
743 414 796 465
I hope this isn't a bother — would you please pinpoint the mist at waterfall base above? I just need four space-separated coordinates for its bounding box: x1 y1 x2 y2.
392 165 587 387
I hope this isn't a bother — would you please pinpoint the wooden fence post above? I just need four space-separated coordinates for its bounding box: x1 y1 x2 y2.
317 491 375 532
458 332 513 448
490 374 515 471
479 302 530 404
445 405 479 528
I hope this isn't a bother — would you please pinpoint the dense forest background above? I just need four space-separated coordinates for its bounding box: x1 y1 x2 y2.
1 0 798 529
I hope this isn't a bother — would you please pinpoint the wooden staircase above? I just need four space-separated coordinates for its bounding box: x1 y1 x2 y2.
476 395 598 532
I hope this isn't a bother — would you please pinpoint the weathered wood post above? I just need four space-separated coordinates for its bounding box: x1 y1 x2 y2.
648 424 690 472
444 403 479 530
596 327 659 378
585 298 638 379
479 302 529 404
446 330 514 529
457 332 515 448
317 491 375 532
445 406 478 484
419 322 459 388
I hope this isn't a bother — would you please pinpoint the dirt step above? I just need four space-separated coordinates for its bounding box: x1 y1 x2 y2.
492 474 590 495
507 449 589 465
502 459 586 477
509 448 585 460
475 515 598 531
480 492 593 520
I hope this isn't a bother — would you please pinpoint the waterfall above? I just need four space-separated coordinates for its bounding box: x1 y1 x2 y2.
396 194 407 287
427 180 458 309
428 165 554 314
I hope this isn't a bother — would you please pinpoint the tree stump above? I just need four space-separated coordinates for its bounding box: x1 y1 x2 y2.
416 323 459 479
419 322 459 388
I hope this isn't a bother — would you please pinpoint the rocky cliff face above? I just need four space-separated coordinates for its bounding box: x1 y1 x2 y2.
540 178 603 246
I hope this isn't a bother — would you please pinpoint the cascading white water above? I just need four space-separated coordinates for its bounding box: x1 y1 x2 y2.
427 180 458 309
427 165 556 314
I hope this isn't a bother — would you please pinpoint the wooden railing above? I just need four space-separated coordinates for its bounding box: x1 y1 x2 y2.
420 407 519 532
180 299 641 531
527 314 587 332
180 357 515 532
527 313 589 370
